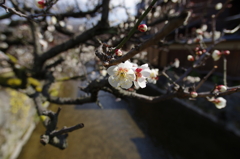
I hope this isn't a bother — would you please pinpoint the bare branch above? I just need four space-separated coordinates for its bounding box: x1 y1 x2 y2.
106 11 190 66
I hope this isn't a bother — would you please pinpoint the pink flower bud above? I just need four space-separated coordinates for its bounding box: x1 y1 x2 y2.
187 55 195 61
190 91 198 98
212 97 226 109
115 49 122 56
216 85 227 92
36 0 46 9
212 50 221 61
195 47 199 51
222 50 230 55
138 24 148 32
196 51 202 55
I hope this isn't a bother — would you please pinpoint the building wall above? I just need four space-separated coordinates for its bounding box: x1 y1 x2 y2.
147 41 240 78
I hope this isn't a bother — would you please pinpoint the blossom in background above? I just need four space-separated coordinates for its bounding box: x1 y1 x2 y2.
212 50 221 61
190 91 198 98
138 24 148 32
107 61 136 89
187 55 195 61
100 69 107 76
147 69 159 84
115 49 123 56
36 0 46 9
215 85 227 92
208 97 226 109
133 64 151 89
196 29 203 35
212 97 227 109
215 3 223 10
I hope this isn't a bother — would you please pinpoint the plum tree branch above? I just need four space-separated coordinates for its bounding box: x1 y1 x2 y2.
106 11 190 66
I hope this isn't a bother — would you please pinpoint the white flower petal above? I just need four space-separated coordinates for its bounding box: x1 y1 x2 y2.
138 80 146 88
127 69 136 80
141 69 151 78
108 76 119 87
140 64 149 69
120 79 133 89
107 66 118 76
123 61 133 68
215 97 226 109
134 81 140 89
138 77 145 82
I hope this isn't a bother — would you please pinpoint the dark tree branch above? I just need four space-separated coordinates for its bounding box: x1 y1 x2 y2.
34 23 110 75
0 12 12 20
100 0 110 25
33 92 84 149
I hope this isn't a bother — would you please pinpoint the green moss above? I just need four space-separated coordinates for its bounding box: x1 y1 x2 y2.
0 71 15 78
6 78 22 86
6 53 18 64
27 77 40 87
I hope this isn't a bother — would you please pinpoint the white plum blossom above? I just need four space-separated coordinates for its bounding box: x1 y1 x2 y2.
190 91 198 98
147 69 159 84
215 3 223 10
132 64 151 89
212 50 221 61
196 29 203 35
100 69 107 76
187 55 194 61
107 61 136 89
51 16 57 25
215 85 227 92
212 97 227 109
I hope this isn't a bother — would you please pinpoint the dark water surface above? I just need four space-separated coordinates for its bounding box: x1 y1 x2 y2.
17 81 175 159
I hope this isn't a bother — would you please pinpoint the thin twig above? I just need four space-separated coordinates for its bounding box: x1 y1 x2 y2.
223 56 227 86
114 0 158 51
196 66 217 90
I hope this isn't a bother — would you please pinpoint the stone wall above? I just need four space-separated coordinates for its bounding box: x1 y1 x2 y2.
0 88 36 159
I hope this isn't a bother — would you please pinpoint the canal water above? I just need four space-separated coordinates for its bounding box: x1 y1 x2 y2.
17 80 178 159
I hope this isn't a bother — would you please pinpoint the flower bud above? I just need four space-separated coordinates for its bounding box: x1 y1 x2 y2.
216 85 227 92
212 50 221 61
36 0 46 9
138 24 148 32
187 55 195 61
215 3 223 10
222 50 230 55
196 51 202 55
115 49 123 56
212 97 226 109
195 47 199 51
190 91 198 98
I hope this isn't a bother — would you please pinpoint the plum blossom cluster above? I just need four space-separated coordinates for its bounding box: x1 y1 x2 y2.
187 47 206 62
187 48 230 62
107 61 158 89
